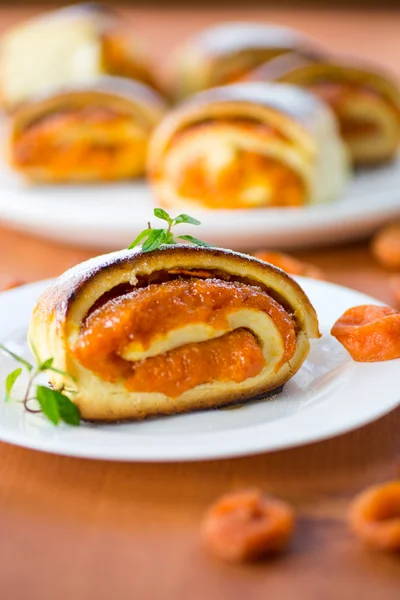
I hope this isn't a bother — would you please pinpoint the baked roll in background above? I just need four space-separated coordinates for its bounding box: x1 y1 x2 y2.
148 82 349 210
29 245 320 421
169 22 320 100
6 77 166 183
0 2 159 110
247 54 400 165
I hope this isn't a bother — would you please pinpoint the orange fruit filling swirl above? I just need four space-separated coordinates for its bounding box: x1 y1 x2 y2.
74 279 297 397
161 122 305 209
177 153 304 209
125 329 266 398
13 108 145 180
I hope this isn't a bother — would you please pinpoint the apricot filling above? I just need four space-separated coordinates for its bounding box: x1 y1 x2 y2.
125 328 265 397
161 121 305 209
102 32 157 89
177 151 304 208
74 278 297 396
12 107 147 181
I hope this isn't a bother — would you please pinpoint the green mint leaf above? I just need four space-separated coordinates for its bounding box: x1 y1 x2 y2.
5 368 22 402
0 344 33 372
55 391 80 426
164 231 177 245
39 358 54 371
173 214 201 226
142 229 168 253
36 385 60 425
177 235 212 247
128 209 207 254
153 208 172 224
128 228 152 250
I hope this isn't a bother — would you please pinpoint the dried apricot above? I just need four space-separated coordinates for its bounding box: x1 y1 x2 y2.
349 481 400 551
371 222 400 270
201 489 295 562
331 304 400 361
253 250 324 279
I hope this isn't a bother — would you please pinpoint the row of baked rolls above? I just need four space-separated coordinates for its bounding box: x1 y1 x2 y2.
28 245 320 421
169 22 400 166
148 82 349 209
0 3 159 110
7 78 166 183
4 11 397 184
246 55 400 165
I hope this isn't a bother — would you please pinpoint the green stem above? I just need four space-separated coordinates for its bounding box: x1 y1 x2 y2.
22 370 37 412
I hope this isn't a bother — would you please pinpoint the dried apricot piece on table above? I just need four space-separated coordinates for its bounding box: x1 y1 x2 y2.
349 481 400 551
331 305 400 361
201 489 295 562
253 250 324 279
371 222 400 270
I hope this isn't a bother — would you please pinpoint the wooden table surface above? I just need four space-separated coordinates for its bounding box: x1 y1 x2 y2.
1 6 400 600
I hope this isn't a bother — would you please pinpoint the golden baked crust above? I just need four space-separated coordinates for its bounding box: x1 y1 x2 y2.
10 77 166 133
29 245 320 422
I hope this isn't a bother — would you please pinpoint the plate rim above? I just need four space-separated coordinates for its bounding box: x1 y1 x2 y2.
0 155 400 250
0 277 399 462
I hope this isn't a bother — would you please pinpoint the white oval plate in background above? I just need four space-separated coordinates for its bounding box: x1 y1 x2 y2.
0 155 399 251
0 277 399 461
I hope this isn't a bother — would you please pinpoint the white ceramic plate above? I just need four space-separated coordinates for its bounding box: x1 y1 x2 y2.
0 277 399 462
0 155 399 251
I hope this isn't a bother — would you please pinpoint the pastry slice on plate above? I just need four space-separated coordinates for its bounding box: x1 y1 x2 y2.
29 242 320 421
148 82 349 210
6 77 166 183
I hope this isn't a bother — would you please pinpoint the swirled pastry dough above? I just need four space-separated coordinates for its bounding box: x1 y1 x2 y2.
148 82 349 209
29 245 320 421
7 77 166 182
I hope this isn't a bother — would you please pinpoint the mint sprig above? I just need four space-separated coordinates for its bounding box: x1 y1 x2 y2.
128 209 211 253
0 343 80 426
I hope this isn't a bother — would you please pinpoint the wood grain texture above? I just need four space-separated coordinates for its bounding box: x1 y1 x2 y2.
0 6 400 599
